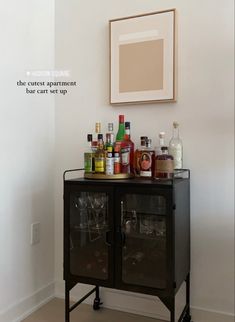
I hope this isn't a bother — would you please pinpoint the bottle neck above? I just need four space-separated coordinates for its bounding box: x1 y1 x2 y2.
172 127 179 139
116 122 125 141
159 137 165 146
124 128 130 140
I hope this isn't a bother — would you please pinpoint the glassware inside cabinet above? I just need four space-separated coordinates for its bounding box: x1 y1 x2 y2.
121 193 167 289
69 191 110 280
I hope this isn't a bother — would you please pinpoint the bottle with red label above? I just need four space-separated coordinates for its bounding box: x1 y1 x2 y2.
139 138 155 178
120 122 135 174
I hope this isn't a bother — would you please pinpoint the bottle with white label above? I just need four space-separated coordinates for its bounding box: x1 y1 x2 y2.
168 122 183 169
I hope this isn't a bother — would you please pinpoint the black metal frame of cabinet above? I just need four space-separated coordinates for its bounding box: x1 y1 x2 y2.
63 169 191 322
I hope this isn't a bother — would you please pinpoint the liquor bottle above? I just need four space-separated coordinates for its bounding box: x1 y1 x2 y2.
84 134 93 173
155 132 166 156
134 136 148 176
155 146 174 179
105 146 114 175
94 134 105 173
116 115 125 142
114 145 121 174
168 122 183 169
91 122 101 152
120 122 135 174
105 123 114 151
139 138 155 178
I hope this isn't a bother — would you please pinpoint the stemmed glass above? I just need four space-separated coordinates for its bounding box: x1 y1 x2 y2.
88 193 107 230
75 195 88 229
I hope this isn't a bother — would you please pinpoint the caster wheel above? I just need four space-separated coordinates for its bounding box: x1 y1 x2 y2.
93 298 102 310
183 314 191 322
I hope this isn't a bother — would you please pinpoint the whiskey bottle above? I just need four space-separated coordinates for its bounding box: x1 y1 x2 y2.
134 136 147 176
155 146 174 179
139 139 155 178
168 122 183 169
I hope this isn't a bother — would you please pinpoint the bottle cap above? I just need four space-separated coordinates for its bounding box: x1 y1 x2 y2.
119 115 124 123
108 123 114 132
146 138 152 147
98 133 103 140
173 121 179 128
125 121 130 129
161 146 168 151
87 134 92 142
159 132 165 138
95 122 101 133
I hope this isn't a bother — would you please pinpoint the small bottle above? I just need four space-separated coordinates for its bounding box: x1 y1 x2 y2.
106 146 114 175
114 146 121 174
139 139 155 178
94 134 105 173
134 136 147 176
156 132 166 156
155 146 174 179
84 134 93 173
92 122 101 152
105 123 115 151
168 122 183 169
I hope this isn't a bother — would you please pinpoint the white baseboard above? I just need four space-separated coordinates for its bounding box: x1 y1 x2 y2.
55 280 234 322
0 282 55 322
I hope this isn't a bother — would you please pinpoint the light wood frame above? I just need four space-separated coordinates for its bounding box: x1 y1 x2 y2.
109 9 177 105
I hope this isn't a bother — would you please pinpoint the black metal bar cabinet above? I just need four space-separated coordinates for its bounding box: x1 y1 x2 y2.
63 169 191 322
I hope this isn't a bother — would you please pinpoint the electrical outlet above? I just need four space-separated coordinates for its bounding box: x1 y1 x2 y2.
31 222 40 245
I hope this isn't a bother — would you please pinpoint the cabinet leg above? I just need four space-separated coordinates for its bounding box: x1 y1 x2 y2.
65 282 70 322
170 298 175 322
93 285 102 310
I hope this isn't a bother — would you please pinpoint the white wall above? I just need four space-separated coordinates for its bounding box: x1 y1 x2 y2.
0 1 55 321
54 0 234 321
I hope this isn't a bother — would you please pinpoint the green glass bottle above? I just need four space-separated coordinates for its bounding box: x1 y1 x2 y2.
115 115 125 141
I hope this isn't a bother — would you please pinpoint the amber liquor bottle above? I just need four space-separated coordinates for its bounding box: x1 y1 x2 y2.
155 146 174 179
139 139 155 178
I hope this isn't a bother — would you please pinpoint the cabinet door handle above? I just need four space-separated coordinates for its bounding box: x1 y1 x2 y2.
121 200 124 224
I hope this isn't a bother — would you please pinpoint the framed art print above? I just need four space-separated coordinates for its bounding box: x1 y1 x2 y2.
109 9 176 105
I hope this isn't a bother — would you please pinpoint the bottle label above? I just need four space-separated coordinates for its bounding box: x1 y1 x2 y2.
169 146 182 169
114 156 121 174
95 158 105 173
121 147 130 165
139 151 152 176
106 157 114 175
156 160 174 174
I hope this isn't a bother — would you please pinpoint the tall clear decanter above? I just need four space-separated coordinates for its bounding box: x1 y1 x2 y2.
168 121 183 169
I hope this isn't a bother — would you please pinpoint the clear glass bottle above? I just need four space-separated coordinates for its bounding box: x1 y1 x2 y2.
155 146 174 179
94 134 105 173
168 122 183 169
91 122 101 152
84 134 93 173
155 132 166 156
105 123 114 151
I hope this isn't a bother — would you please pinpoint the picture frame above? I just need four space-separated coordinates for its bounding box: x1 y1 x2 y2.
109 9 177 105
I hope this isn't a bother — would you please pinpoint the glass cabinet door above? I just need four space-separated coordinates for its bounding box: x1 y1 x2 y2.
69 191 111 281
120 193 167 289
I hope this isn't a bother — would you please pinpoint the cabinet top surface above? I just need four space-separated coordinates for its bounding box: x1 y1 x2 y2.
64 177 189 187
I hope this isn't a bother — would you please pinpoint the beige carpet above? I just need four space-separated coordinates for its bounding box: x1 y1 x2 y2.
22 298 165 322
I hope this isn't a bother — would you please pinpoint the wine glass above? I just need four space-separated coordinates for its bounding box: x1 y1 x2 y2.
75 195 88 229
88 193 107 230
